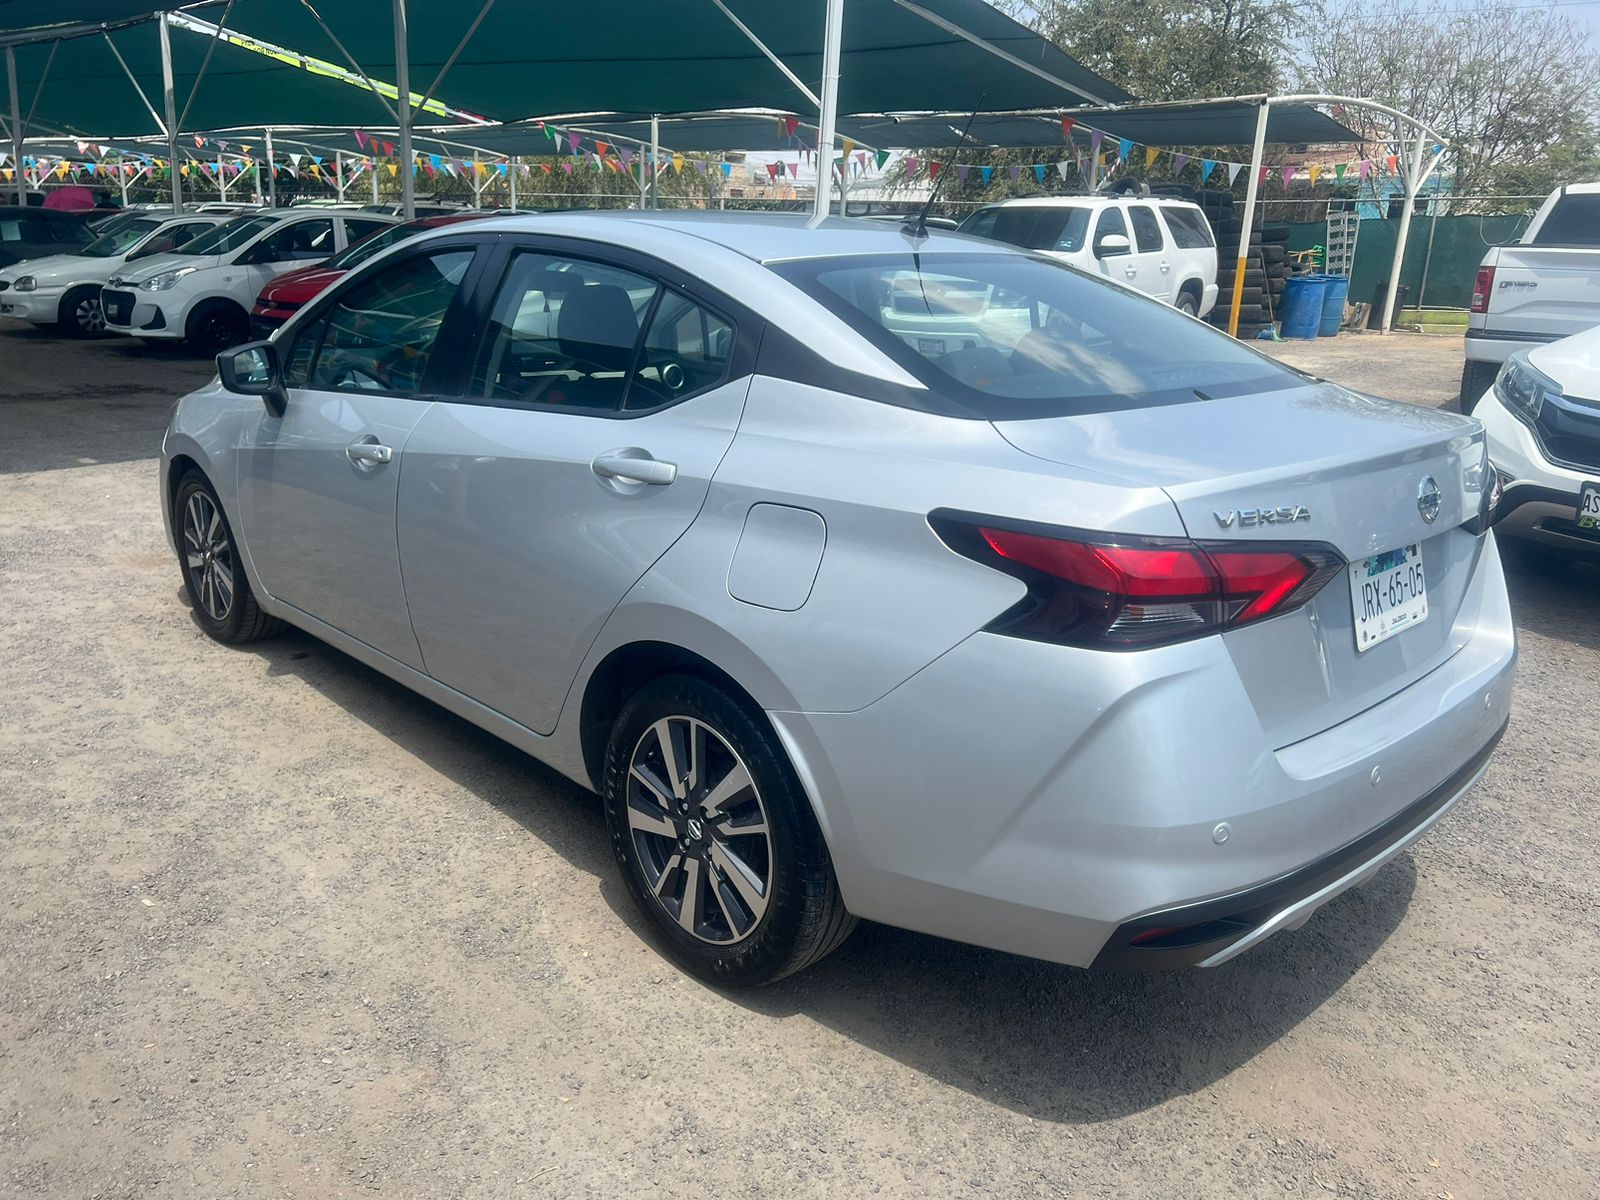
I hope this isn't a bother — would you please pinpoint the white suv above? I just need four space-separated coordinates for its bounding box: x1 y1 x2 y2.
0 213 224 337
958 196 1219 316
101 209 395 352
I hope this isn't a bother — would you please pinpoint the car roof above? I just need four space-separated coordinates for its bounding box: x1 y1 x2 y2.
451 210 1026 265
978 195 1200 209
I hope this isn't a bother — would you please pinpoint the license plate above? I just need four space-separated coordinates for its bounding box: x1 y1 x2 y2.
1579 482 1600 531
1349 544 1428 652
917 336 945 355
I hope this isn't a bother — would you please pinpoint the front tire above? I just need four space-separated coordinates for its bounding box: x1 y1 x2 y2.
1459 358 1496 415
184 299 248 355
603 674 855 987
173 470 284 644
60 285 106 337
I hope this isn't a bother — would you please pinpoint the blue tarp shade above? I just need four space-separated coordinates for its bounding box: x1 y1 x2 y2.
223 0 1133 120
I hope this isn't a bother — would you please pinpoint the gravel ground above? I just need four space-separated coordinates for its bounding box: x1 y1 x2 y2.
1 321 1596 1200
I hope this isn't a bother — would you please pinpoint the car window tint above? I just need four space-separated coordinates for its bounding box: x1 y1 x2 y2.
293 248 473 394
471 250 660 411
257 218 336 262
1161 206 1215 249
772 251 1297 419
344 218 393 244
1533 194 1600 247
1094 207 1129 255
1 218 52 243
958 208 999 239
180 214 277 255
624 292 735 410
332 223 417 271
1128 205 1163 253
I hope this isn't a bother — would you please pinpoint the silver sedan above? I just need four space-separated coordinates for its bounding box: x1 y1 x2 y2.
160 212 1515 986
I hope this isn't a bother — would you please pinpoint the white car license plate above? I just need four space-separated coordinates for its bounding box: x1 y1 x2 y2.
1349 544 1428 652
1578 481 1600 531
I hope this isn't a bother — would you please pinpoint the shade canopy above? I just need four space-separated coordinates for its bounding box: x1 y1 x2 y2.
3 16 398 136
223 0 1131 120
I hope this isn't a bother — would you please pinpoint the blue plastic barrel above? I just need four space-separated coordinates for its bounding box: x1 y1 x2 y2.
1317 276 1349 336
1279 275 1329 339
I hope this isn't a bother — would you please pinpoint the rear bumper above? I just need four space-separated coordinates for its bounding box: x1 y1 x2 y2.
1199 282 1219 317
770 535 1516 970
1465 331 1559 366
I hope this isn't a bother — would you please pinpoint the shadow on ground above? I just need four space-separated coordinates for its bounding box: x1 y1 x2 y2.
218 603 1422 1127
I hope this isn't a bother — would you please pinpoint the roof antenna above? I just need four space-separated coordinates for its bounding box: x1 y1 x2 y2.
903 95 985 241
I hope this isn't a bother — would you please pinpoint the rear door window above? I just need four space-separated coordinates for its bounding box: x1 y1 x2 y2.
344 217 393 245
469 250 661 411
1128 205 1164 253
1532 194 1600 247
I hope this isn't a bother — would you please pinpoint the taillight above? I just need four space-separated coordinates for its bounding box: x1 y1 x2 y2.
933 512 1344 649
1470 266 1495 313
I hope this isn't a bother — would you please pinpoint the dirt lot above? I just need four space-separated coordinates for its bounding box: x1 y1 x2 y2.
1 323 1596 1199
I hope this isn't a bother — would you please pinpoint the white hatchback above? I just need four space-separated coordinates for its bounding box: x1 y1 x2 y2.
101 209 396 352
958 196 1219 316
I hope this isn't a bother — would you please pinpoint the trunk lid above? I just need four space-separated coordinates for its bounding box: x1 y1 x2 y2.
1482 245 1600 340
995 382 1489 746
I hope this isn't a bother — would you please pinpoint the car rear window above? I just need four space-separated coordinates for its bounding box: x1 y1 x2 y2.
1161 205 1216 249
769 251 1296 419
1532 194 1600 247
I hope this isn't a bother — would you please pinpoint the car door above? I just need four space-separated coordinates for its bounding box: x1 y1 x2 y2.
1091 205 1137 290
1125 204 1172 301
235 216 338 301
235 239 486 668
395 241 753 735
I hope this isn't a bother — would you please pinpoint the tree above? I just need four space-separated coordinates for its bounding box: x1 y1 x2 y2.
1298 1 1600 202
1000 0 1302 101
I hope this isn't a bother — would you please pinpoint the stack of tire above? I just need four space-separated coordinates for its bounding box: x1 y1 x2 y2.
1195 194 1294 338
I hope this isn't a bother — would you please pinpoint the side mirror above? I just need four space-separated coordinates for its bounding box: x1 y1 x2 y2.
1094 232 1131 259
218 340 287 417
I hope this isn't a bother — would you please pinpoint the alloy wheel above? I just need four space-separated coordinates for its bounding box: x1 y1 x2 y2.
626 715 773 945
182 490 236 622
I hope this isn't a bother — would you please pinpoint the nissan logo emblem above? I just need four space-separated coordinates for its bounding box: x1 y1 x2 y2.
1417 475 1441 524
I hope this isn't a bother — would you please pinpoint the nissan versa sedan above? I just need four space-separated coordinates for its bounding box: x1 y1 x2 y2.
160 213 1515 986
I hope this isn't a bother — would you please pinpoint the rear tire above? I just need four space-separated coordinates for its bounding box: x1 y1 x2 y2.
173 470 285 644
603 674 855 987
1175 289 1199 316
1459 358 1497 415
60 285 106 337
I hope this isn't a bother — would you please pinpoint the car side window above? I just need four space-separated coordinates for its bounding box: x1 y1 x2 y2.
960 208 1000 239
344 217 392 244
1093 207 1129 256
283 248 474 395
470 250 660 411
1161 206 1215 249
1128 205 1164 253
624 291 735 410
255 218 336 263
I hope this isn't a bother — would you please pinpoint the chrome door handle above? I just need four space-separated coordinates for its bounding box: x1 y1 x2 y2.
1124 267 1138 278
1159 262 1172 273
346 438 393 465
592 451 676 486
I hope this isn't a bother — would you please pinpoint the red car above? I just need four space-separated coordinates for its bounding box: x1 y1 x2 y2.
250 213 483 339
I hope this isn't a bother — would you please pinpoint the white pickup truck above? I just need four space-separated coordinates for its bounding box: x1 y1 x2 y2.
1460 182 1600 413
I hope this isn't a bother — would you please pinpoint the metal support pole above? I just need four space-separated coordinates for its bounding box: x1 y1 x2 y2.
1380 126 1430 335
157 13 182 214
371 156 379 203
118 165 130 207
263 128 276 206
1228 100 1271 339
336 149 346 201
393 0 415 219
5 47 23 207
472 150 481 209
649 114 659 210
808 0 844 227
508 157 516 210
217 149 226 201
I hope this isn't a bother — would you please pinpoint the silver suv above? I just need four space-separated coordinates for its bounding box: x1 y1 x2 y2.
161 212 1514 986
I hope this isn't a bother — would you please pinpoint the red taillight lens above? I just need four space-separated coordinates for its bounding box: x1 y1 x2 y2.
936 514 1343 649
1470 266 1494 314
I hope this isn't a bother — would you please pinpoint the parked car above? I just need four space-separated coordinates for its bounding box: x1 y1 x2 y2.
251 212 486 339
160 212 1513 986
957 195 1219 315
0 205 94 269
1475 322 1600 562
1461 182 1600 413
0 213 225 336
101 208 396 351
